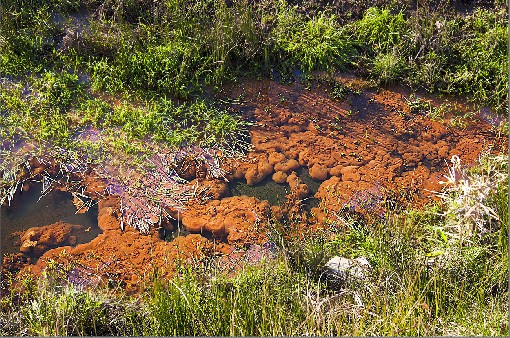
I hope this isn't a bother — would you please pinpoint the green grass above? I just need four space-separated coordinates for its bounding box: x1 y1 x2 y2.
353 5 508 113
1 1 507 113
0 71 84 144
0 74 248 154
273 9 357 72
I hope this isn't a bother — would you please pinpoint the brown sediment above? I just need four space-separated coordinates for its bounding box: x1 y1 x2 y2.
220 76 507 222
2 74 507 293
14 196 220 293
181 196 270 242
18 222 84 256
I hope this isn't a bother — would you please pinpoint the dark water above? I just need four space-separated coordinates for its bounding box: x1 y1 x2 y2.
229 175 289 206
159 220 191 241
1 182 101 258
228 167 321 210
295 167 321 211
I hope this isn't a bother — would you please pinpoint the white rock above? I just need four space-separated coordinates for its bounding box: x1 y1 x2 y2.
325 256 371 281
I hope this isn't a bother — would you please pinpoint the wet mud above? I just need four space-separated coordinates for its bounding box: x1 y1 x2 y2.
219 75 506 222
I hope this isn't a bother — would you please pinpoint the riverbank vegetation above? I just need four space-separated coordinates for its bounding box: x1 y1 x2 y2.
1 0 507 167
1 1 508 126
1 0 507 177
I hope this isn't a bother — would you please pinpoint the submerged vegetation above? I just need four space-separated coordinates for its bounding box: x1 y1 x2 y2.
0 0 508 336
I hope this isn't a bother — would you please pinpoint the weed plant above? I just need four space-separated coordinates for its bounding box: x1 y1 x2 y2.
436 153 508 243
273 9 357 72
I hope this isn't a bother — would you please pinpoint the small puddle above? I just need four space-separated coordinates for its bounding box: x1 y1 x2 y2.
1 182 101 260
295 167 321 211
228 167 321 211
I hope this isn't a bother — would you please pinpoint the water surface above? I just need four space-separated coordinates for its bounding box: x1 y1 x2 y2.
1 182 100 258
229 167 321 210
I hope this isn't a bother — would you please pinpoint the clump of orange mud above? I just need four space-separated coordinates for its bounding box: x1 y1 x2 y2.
18 222 84 257
220 75 507 223
181 196 270 242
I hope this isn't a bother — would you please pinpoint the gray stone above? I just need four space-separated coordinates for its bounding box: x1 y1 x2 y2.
324 255 372 282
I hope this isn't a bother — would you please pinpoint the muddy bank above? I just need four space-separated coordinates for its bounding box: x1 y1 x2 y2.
7 195 266 293
1 182 101 259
